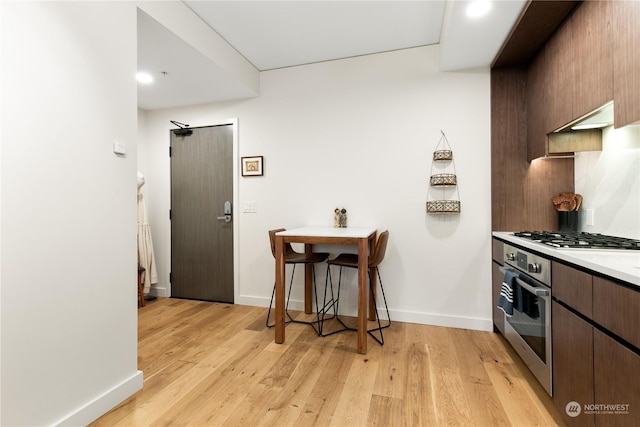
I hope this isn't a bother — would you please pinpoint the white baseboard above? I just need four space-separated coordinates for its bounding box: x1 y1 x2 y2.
149 285 169 298
390 309 493 331
235 295 272 307
53 370 143 426
235 295 493 332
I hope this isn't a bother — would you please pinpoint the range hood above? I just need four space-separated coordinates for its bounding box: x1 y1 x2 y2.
547 102 613 155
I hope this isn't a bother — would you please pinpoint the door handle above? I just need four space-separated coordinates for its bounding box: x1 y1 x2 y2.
500 266 550 299
217 201 232 223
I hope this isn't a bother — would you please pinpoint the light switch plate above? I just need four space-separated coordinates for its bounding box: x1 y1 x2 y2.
242 201 257 213
113 141 127 155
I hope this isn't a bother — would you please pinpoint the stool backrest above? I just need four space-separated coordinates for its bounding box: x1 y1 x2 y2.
369 230 389 268
268 228 295 258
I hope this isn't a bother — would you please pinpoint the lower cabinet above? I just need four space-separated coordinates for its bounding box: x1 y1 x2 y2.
492 261 505 335
552 301 595 426
552 261 640 427
492 239 505 335
593 277 640 349
593 329 640 427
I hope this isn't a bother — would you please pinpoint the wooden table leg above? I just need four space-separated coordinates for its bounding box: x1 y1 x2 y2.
275 235 286 344
357 237 368 355
304 244 313 314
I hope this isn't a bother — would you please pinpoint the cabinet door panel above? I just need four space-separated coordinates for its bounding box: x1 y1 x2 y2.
492 239 504 262
490 69 528 231
613 0 640 127
526 51 547 160
592 277 640 349
552 262 593 318
594 330 640 426
572 0 613 115
545 19 574 133
552 301 595 427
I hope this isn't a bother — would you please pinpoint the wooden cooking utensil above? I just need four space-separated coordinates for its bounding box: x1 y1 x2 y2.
575 194 583 211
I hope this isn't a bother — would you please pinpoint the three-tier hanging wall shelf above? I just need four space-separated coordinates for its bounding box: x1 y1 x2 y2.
426 131 461 214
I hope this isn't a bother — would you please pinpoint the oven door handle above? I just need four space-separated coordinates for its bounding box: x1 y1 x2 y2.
499 266 550 297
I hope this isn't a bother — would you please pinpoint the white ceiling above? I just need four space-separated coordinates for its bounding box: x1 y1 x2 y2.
137 0 526 111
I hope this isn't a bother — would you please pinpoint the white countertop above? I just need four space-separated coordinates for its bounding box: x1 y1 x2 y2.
493 232 640 288
277 226 377 238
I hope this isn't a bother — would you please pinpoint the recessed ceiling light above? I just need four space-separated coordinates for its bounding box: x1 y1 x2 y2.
136 72 153 84
467 0 492 18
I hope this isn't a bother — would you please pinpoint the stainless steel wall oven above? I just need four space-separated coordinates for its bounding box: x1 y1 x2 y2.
500 244 552 395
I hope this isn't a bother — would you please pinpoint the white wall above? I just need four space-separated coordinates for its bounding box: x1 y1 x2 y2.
141 45 494 330
1 2 141 425
575 124 640 239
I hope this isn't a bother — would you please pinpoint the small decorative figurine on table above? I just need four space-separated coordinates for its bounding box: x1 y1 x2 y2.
334 207 348 227
339 208 347 228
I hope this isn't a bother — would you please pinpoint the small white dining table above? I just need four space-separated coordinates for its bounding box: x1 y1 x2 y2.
274 226 377 354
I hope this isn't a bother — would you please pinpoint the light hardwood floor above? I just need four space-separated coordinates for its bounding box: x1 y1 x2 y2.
91 298 565 427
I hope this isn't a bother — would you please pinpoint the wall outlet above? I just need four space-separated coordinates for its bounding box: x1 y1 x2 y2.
242 201 257 213
586 209 595 226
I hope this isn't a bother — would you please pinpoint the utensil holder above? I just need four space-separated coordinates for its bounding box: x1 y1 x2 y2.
558 211 579 232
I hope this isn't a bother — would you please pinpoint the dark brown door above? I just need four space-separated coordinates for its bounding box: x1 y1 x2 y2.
170 125 233 303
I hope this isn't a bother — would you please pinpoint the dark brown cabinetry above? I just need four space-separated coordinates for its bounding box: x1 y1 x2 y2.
491 239 505 334
612 0 640 128
491 1 639 230
593 277 640 349
552 261 592 317
552 301 594 427
545 17 574 134
571 0 613 118
593 330 640 427
544 0 613 135
552 261 640 426
526 52 547 161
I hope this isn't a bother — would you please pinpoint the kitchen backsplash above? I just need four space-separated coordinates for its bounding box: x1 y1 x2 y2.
574 124 640 239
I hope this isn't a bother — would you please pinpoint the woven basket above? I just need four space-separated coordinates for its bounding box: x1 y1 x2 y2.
426 200 461 214
433 150 453 161
430 173 457 186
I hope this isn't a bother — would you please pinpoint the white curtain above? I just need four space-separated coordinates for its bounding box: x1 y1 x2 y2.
137 193 158 293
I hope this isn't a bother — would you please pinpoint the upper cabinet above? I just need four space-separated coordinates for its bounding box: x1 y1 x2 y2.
612 0 640 128
526 52 547 160
524 0 637 160
572 0 613 118
546 0 614 134
545 18 574 134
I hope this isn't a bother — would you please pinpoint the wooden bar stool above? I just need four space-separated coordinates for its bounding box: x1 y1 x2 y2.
322 230 391 344
138 266 145 308
265 228 333 335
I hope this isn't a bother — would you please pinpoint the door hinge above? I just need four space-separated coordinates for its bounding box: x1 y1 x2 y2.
169 272 172 283
169 209 172 220
169 146 172 157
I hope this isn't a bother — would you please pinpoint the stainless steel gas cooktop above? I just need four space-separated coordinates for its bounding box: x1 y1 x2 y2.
513 231 640 250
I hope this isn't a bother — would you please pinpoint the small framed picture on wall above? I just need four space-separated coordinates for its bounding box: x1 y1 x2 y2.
241 156 264 177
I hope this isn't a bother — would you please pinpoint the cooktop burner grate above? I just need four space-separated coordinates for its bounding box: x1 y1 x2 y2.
513 231 640 250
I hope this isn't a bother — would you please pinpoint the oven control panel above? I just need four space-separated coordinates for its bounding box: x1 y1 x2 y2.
503 244 551 286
